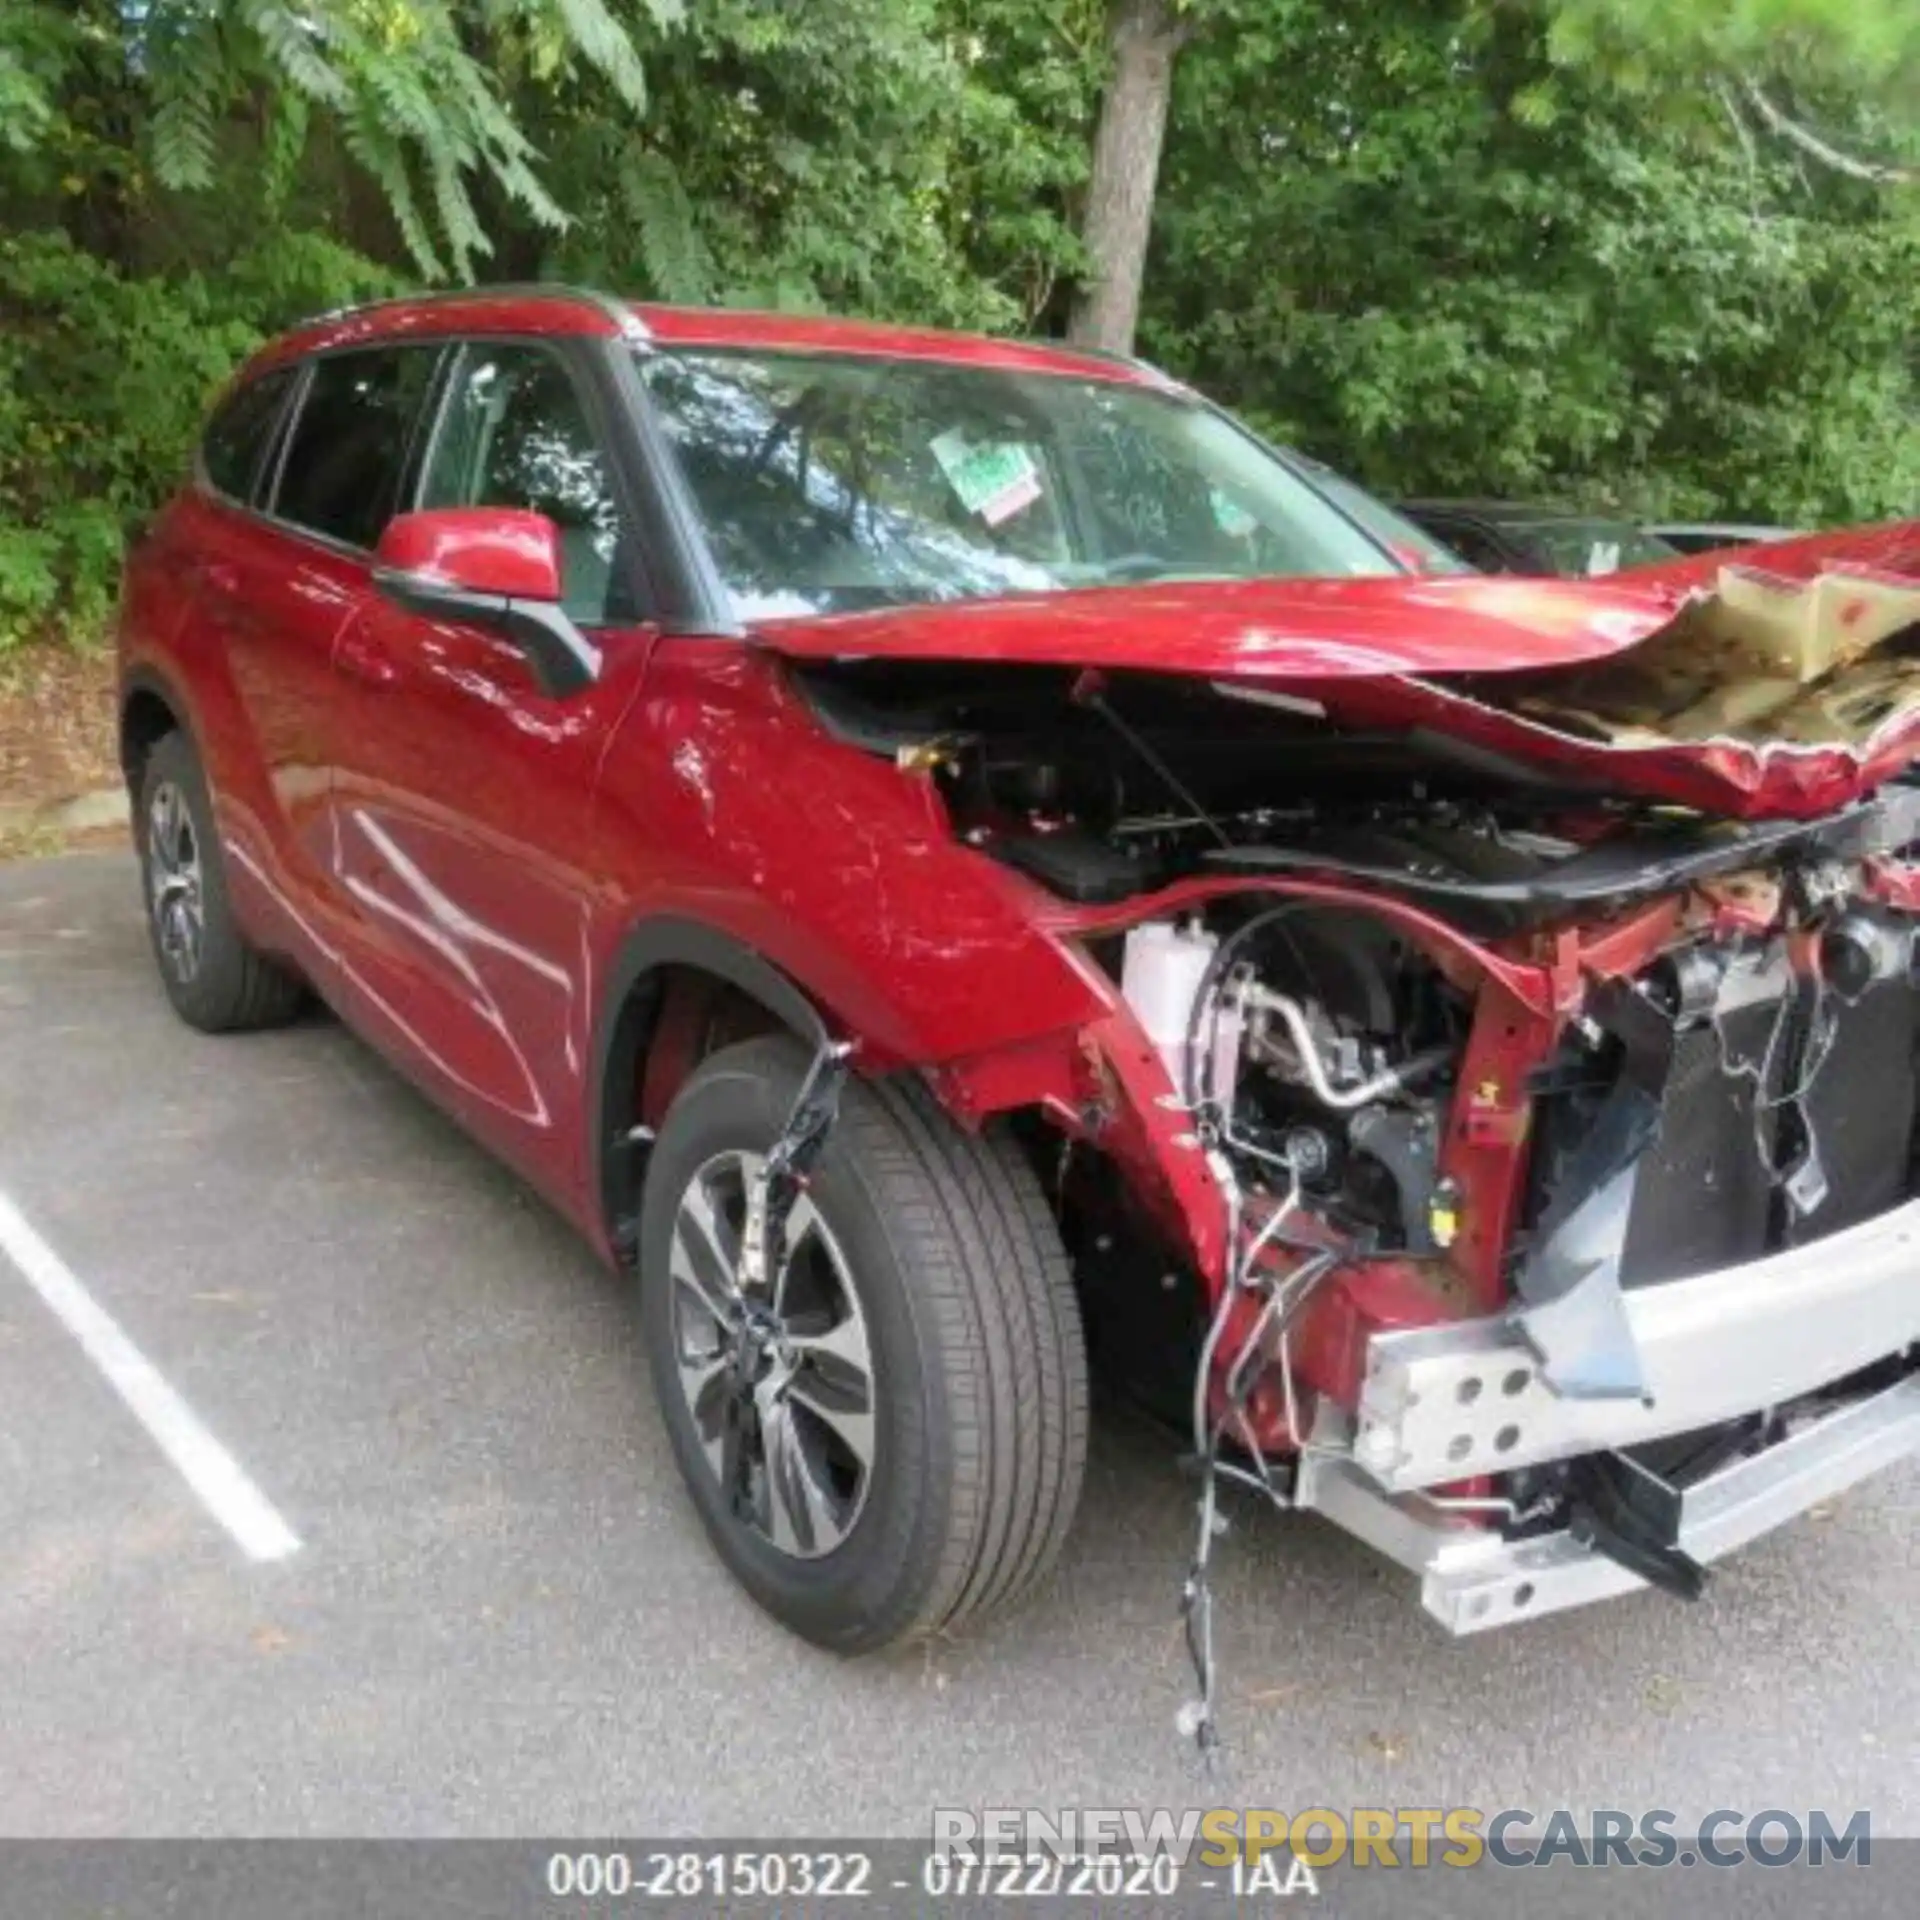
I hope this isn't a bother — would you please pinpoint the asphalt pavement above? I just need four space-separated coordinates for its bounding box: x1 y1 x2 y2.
1 853 1915 1840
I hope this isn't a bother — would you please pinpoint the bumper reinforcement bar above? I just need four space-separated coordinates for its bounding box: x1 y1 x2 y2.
1352 1195 1920 1492
1297 1376 1920 1634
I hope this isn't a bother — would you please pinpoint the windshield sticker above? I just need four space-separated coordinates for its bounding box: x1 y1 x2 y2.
1586 541 1622 576
931 430 1043 526
1209 487 1257 538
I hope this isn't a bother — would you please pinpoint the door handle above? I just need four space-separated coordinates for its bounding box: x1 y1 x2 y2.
337 633 401 688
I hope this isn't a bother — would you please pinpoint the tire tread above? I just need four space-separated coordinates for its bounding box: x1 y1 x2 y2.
863 1077 1088 1632
643 1036 1087 1650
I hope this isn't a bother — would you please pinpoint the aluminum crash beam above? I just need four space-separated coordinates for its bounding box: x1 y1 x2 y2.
1296 1376 1920 1635
1351 1195 1920 1493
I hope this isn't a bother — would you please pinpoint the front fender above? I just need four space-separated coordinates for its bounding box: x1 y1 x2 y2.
587 641 1111 1069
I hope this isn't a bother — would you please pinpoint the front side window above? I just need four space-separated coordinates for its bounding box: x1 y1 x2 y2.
639 349 1404 621
201 366 297 505
419 344 634 625
273 347 440 549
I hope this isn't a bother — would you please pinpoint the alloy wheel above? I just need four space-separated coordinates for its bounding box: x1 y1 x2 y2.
146 779 205 985
667 1149 877 1560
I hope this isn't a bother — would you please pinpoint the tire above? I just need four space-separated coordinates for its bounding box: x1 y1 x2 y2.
136 730 305 1033
639 1034 1088 1653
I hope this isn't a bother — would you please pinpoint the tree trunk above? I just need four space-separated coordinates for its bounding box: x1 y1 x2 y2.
1067 0 1188 356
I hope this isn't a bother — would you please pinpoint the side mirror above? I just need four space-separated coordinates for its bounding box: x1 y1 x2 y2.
372 508 601 696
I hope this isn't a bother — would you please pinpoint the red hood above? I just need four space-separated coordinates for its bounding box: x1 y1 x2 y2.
754 525 1920 819
750 573 1683 679
1622 519 1920 597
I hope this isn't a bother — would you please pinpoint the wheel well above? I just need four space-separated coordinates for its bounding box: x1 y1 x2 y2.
599 961 798 1261
119 687 179 791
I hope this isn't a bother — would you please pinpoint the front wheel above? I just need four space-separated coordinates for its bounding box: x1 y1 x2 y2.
639 1035 1088 1653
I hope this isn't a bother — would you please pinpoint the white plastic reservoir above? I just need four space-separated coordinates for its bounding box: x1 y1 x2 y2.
1121 918 1222 1100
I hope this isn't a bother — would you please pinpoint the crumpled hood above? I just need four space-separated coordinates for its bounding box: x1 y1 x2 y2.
751 572 1683 679
755 523 1920 818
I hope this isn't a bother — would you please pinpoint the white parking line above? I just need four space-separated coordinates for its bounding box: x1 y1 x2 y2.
0 1188 301 1562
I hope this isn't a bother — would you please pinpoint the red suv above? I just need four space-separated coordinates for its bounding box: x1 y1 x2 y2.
121 287 1920 1673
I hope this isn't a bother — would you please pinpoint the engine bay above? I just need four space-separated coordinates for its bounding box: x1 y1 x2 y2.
794 658 1920 923
1115 907 1464 1259
797 655 1920 1288
798 657 1588 909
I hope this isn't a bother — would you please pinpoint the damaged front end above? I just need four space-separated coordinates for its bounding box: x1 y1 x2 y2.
777 553 1920 1676
1065 791 1920 1647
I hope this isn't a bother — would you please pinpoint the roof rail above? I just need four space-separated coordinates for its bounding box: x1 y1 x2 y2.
308 282 648 342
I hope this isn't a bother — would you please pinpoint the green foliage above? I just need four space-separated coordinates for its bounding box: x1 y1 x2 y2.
0 0 669 644
0 227 394 648
535 0 1094 327
1541 0 1920 98
0 0 1916 650
1536 0 1920 187
1146 0 1920 524
0 0 675 280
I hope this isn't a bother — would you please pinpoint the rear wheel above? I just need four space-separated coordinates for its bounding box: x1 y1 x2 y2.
136 730 305 1032
639 1034 1088 1653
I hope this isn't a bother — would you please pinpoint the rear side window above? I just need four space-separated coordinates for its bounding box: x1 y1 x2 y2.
201 367 296 505
272 347 440 549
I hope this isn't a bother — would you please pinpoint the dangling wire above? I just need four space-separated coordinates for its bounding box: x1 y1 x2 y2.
1178 1175 1345 1766
1178 1451 1224 1763
1710 963 1839 1200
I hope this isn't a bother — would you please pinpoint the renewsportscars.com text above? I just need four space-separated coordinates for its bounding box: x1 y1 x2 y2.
931 1806 1873 1869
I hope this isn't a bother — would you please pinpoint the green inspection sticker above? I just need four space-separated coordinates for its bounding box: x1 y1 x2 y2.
930 429 1042 525
1210 486 1257 537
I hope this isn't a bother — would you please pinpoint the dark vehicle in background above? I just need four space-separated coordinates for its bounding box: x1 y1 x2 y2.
1645 521 1803 556
1398 499 1679 577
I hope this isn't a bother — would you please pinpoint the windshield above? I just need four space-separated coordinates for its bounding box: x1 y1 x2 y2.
638 348 1403 620
1290 458 1474 575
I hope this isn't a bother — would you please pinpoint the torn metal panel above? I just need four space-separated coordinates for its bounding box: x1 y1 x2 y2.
1480 565 1920 748
1390 563 1920 817
1510 1086 1659 1401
